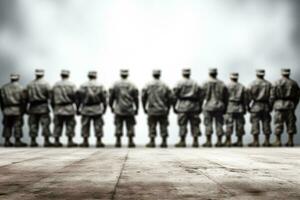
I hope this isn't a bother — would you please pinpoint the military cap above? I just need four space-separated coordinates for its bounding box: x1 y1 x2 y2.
61 70 70 76
152 69 161 76
230 73 239 79
256 69 265 76
182 68 191 75
10 73 20 80
281 68 290 75
209 68 218 74
35 69 45 76
88 71 97 77
120 69 129 76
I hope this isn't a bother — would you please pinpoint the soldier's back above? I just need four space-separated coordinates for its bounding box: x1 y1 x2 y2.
227 81 246 113
249 78 272 101
0 82 24 115
203 78 227 112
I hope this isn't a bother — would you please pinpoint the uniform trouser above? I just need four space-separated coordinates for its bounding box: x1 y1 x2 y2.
204 111 224 136
178 113 201 137
28 114 51 137
53 115 76 137
225 113 245 136
148 115 169 138
274 110 297 135
250 112 271 135
2 115 23 138
81 115 104 137
114 115 136 137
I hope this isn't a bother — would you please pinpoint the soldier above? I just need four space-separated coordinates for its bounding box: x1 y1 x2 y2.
202 68 228 147
52 70 77 147
248 69 273 147
224 73 249 147
173 69 203 148
271 69 300 147
142 70 173 148
77 71 107 147
109 69 139 148
0 74 27 147
25 69 52 147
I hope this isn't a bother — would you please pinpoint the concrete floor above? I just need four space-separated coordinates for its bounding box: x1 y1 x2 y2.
0 148 300 200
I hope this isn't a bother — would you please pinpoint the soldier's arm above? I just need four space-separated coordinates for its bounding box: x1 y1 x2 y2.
294 83 300 109
101 87 108 114
75 89 82 114
0 89 3 111
23 87 29 114
223 85 229 114
141 88 148 113
21 87 27 115
269 83 275 111
198 86 204 114
108 87 115 113
242 86 250 114
172 85 180 113
133 88 139 115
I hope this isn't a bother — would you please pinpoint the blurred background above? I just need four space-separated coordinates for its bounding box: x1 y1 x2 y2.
0 0 299 146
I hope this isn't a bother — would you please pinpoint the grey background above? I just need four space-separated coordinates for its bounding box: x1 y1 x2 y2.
0 0 299 145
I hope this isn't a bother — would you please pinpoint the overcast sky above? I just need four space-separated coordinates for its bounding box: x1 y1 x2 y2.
0 0 299 145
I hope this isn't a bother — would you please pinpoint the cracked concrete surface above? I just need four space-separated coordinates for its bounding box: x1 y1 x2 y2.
0 148 300 200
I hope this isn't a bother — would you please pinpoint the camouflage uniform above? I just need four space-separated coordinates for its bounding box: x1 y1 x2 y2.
25 70 52 142
52 70 77 145
174 78 203 138
109 70 139 146
271 69 300 146
142 72 173 147
202 69 228 146
77 72 107 147
248 70 273 146
0 74 27 147
224 73 249 146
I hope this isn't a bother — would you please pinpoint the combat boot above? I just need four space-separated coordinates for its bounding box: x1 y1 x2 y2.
160 137 167 148
128 137 136 148
248 135 259 147
262 134 271 147
44 136 53 147
54 137 63 147
115 136 122 148
146 137 155 148
272 135 282 147
96 137 105 148
233 136 243 147
14 138 27 147
175 136 186 148
4 137 13 147
224 136 231 147
30 137 38 147
80 137 89 147
67 137 78 147
203 135 212 147
192 136 199 148
215 136 223 147
285 134 294 147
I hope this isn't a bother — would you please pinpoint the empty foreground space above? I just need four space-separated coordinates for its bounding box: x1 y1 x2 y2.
0 148 300 200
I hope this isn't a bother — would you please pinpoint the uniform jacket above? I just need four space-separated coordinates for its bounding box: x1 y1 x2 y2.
226 81 249 114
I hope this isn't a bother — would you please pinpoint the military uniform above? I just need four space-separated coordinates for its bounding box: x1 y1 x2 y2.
202 68 228 147
142 70 173 148
271 69 300 146
109 70 139 147
25 69 52 147
248 69 273 147
52 70 77 147
0 74 27 147
77 71 107 147
173 69 203 147
224 73 249 147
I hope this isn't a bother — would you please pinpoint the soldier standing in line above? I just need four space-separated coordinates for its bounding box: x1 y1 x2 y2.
224 73 249 147
271 69 300 147
109 69 139 148
248 69 273 147
173 69 203 148
142 70 173 148
52 70 78 147
202 68 228 147
25 69 52 147
0 74 27 147
77 71 107 148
